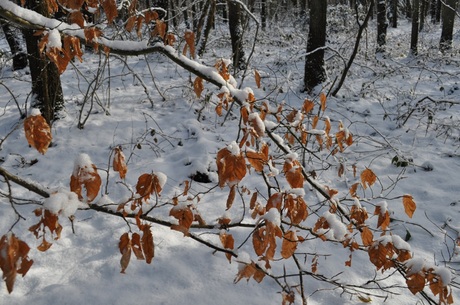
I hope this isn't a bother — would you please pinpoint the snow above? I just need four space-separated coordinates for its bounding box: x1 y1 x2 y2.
46 29 61 50
264 208 281 227
29 108 41 117
0 4 459 305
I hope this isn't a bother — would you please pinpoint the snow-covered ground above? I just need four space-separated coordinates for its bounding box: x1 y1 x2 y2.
1 7 460 305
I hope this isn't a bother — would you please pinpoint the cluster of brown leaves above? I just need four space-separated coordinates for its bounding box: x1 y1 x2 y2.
135 172 164 201
29 208 62 252
368 237 412 272
406 266 454 304
234 261 266 284
70 160 101 202
246 143 269 173
253 220 282 261
119 219 154 273
0 234 33 293
24 112 52 154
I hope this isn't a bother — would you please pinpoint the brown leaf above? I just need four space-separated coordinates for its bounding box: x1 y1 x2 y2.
246 144 268 172
234 261 265 283
226 185 237 210
216 144 247 188
24 112 52 154
101 0 118 24
141 225 154 264
119 233 132 273
254 69 261 88
169 205 194 235
284 159 304 189
183 30 195 58
249 191 258 210
402 195 416 218
303 99 315 114
193 77 204 98
135 173 165 201
349 182 359 198
284 195 308 225
281 230 297 259
219 232 234 263
131 233 144 260
406 273 426 295
360 227 374 247
68 11 85 28
320 92 327 112
70 156 101 202
360 168 377 190
113 147 127 179
0 234 34 293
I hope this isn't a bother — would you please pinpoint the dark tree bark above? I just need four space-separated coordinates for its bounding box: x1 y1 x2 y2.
410 0 420 55
22 0 63 125
227 0 246 70
439 0 458 52
376 0 388 52
304 0 327 92
405 0 412 18
420 0 427 31
390 0 398 28
197 0 216 56
261 0 267 30
0 21 27 70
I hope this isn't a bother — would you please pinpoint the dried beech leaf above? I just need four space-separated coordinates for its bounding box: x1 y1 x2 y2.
141 225 154 264
406 273 426 295
234 261 265 283
169 205 193 235
101 0 118 24
360 227 373 247
320 92 327 112
402 195 416 218
131 233 144 260
119 233 131 273
70 156 101 203
0 234 34 294
24 112 52 154
360 168 377 190
219 232 234 263
68 11 85 28
281 230 297 259
183 30 195 58
193 77 204 98
113 147 128 179
216 144 247 188
303 99 315 114
226 185 236 210
254 69 261 88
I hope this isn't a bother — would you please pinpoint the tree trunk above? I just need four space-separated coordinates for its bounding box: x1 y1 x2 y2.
261 0 267 30
304 0 327 92
23 0 63 125
197 0 216 56
390 0 397 27
227 0 246 70
0 22 27 70
420 0 426 31
405 0 412 18
439 0 458 52
376 0 388 52
410 0 420 55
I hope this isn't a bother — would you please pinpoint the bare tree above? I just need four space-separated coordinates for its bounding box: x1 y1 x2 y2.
376 0 388 52
410 0 420 55
227 0 246 70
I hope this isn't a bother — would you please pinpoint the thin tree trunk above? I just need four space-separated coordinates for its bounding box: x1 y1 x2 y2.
22 0 64 125
410 0 420 55
0 21 27 70
304 0 327 92
439 0 458 52
376 0 388 52
227 0 246 70
390 0 397 27
197 0 216 56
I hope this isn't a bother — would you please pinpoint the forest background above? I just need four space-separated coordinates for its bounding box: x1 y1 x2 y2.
0 0 460 304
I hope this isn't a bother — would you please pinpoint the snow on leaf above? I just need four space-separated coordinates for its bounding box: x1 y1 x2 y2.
402 195 416 218
360 168 377 190
70 154 101 202
24 111 52 154
113 147 127 179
